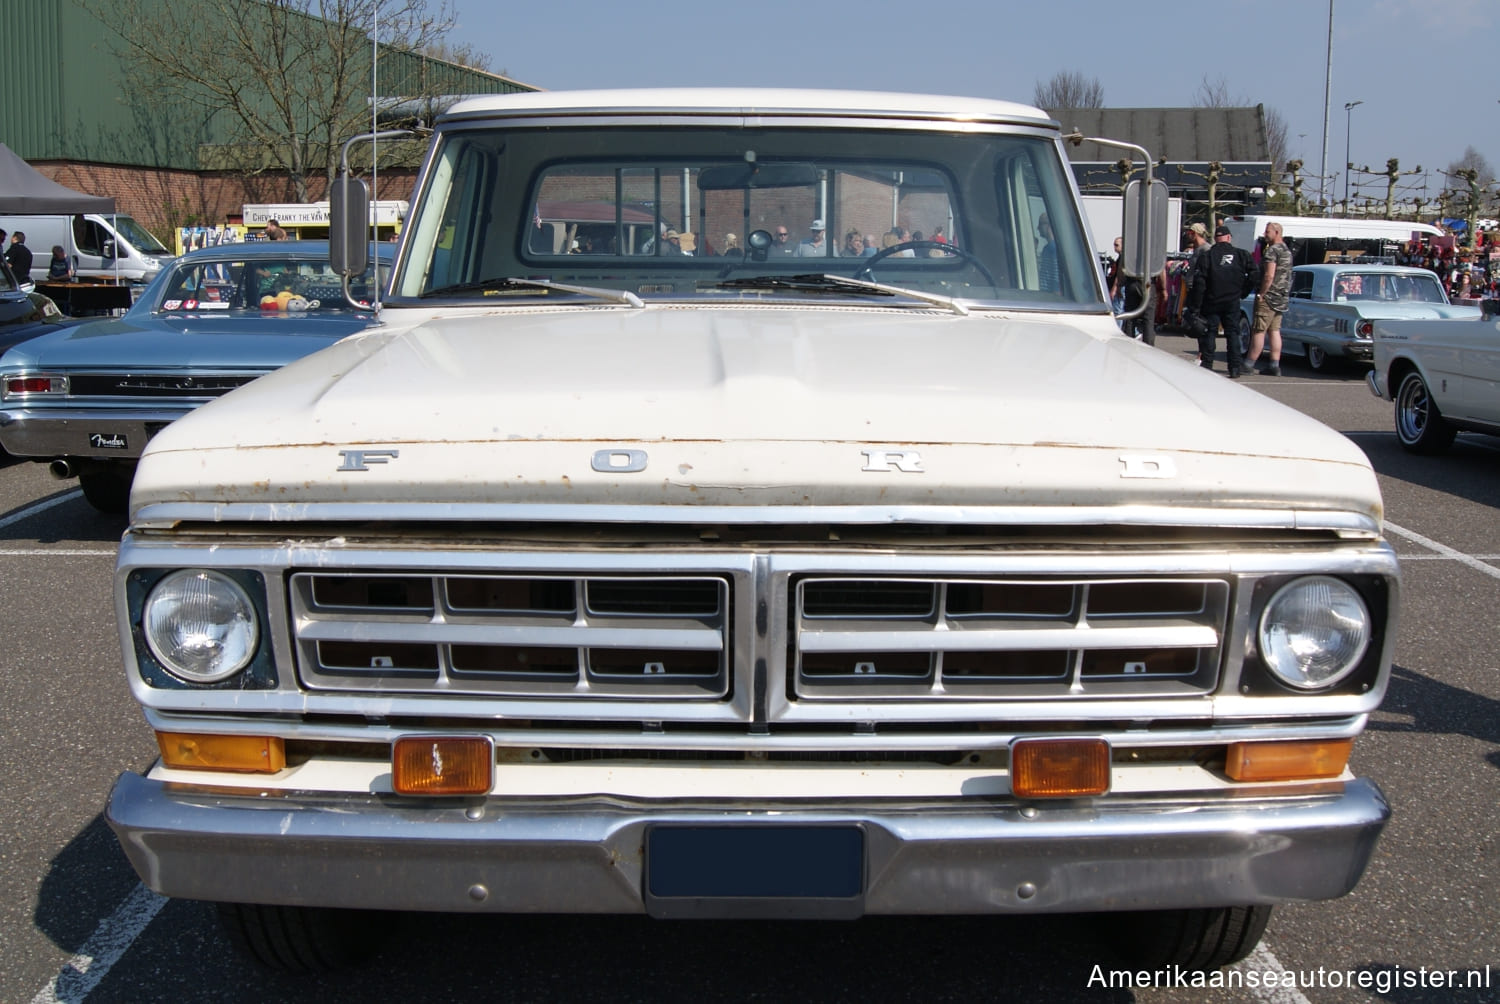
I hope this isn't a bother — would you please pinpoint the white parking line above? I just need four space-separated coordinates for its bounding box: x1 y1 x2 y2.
1238 943 1312 1004
1385 520 1500 582
0 490 83 530
30 883 166 1004
0 548 117 556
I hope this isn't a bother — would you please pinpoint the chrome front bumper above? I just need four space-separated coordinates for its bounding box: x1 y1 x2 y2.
0 407 191 459
107 772 1389 918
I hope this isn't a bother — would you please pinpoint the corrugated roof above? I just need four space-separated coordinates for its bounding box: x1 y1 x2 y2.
1047 106 1269 164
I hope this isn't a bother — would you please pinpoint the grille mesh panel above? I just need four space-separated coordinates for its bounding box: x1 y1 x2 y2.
293 572 730 698
793 576 1227 698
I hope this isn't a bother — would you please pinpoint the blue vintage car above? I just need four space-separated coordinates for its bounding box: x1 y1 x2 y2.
0 259 73 359
1238 263 1481 373
0 240 390 511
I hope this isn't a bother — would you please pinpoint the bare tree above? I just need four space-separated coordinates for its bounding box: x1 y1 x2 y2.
1192 75 1289 174
1192 75 1235 108
421 38 493 72
1262 106 1289 176
81 0 462 202
1033 71 1104 110
1443 147 1495 191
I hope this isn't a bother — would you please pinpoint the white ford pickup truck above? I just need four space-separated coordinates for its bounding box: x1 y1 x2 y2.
105 89 1397 973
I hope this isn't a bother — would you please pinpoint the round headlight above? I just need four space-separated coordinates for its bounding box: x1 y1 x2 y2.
143 570 259 683
1257 576 1371 690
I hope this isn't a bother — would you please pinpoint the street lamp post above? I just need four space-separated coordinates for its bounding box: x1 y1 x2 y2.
1343 100 1363 216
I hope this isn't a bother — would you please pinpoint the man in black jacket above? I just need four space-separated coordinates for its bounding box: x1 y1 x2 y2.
5 232 33 283
1187 225 1256 377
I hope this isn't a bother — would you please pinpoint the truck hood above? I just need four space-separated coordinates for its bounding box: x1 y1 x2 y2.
134 305 1381 521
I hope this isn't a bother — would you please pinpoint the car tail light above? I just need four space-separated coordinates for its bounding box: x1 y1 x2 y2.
1356 320 1373 337
3 374 67 397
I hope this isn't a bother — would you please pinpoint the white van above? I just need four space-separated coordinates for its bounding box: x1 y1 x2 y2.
0 213 175 284
1224 214 1441 265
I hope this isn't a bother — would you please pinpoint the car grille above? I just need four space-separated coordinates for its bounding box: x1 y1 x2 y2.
793 576 1227 698
290 567 1229 704
293 572 732 698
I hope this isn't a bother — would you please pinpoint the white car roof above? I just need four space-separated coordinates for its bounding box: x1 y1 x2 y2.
440 88 1055 128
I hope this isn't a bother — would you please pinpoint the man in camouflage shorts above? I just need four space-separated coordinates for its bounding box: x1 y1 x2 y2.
1244 221 1291 376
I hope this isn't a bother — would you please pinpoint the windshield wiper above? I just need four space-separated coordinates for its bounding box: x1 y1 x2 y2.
714 273 968 316
421 276 644 307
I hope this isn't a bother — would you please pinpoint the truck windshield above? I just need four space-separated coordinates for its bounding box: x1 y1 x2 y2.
394 125 1104 311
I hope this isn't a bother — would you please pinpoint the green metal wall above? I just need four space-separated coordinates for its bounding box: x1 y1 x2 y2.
0 0 532 170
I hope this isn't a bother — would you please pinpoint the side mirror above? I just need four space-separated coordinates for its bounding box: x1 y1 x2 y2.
330 173 370 277
1121 178 1168 279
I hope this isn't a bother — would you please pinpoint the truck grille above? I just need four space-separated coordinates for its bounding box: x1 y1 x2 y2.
292 572 730 698
792 576 1227 698
288 565 1228 705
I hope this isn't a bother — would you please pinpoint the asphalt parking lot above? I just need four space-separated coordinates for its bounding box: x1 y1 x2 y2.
1 330 1497 1003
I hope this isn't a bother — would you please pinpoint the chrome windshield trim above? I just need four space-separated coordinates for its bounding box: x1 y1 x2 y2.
130 501 1381 536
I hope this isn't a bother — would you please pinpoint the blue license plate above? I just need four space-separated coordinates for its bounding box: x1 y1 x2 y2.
645 825 864 917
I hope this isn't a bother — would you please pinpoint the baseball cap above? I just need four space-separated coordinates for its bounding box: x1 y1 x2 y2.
1185 222 1208 238
810 219 825 230
1213 225 1232 237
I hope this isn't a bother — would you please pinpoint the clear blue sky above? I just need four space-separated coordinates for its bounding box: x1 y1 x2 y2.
447 0 1497 206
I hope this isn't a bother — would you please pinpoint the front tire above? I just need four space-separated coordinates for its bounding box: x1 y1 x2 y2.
216 902 388 973
1394 369 1457 454
1105 904 1272 971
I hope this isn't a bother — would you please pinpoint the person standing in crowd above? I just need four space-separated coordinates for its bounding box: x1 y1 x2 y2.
843 228 863 257
264 219 288 241
861 234 879 257
6 232 34 280
1036 214 1057 291
1116 245 1164 346
1245 221 1291 376
1106 235 1125 313
1187 225 1256 377
771 224 796 256
795 218 834 257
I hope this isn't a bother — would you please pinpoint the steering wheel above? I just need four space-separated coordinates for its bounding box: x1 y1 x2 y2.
853 240 997 287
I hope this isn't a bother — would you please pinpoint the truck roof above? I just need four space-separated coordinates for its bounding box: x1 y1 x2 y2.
440 88 1056 129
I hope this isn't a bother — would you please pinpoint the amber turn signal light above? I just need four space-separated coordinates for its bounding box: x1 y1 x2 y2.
392 735 494 796
1011 738 1111 798
156 731 286 773
1225 738 1354 782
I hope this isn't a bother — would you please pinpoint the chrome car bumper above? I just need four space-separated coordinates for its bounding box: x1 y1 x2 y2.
107 772 1389 917
0 407 192 459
